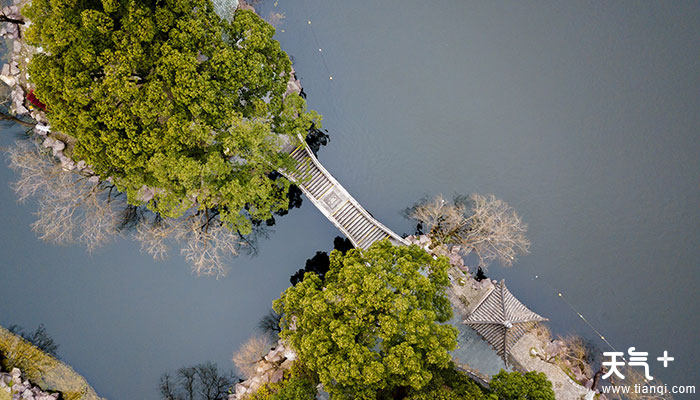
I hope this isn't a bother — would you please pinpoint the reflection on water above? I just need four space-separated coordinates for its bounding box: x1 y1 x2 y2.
449 314 508 376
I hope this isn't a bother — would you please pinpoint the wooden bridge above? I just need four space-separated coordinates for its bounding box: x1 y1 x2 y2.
281 137 408 249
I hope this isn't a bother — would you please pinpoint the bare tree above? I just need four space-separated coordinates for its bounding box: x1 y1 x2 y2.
195 363 233 400
258 309 282 337
408 193 530 269
6 142 122 251
532 322 552 342
160 373 181 400
407 194 467 246
135 215 185 261
181 216 245 278
8 323 59 358
232 334 272 379
135 211 247 278
557 335 593 381
6 141 53 200
160 363 234 400
7 141 254 277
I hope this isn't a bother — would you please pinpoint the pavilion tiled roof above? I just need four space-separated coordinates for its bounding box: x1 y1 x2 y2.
464 280 547 364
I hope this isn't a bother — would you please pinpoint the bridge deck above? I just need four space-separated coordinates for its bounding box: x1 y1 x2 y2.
281 140 408 249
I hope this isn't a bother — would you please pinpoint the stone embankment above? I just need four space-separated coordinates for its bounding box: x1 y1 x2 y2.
0 0 96 176
230 340 298 400
0 368 58 400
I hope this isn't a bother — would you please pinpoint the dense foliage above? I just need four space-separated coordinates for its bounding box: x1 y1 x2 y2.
23 0 320 234
489 370 555 400
405 364 490 400
274 240 458 399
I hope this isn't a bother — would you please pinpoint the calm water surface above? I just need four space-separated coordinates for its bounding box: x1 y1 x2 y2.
1 1 698 398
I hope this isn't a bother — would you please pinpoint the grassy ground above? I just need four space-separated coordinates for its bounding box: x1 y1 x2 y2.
0 388 10 400
0 325 104 400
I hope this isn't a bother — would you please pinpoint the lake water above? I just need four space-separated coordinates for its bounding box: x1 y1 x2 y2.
1 1 698 398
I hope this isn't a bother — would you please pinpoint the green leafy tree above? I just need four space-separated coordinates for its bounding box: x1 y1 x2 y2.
274 240 458 399
405 364 491 400
489 370 555 400
23 0 320 235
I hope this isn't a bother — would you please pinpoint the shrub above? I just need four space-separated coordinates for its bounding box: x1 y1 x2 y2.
232 335 272 379
489 370 555 400
404 365 490 400
7 324 59 358
0 328 58 383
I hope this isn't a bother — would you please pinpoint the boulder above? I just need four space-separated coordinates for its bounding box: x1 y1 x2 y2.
279 358 294 371
10 61 19 75
52 140 65 151
34 124 50 136
269 369 284 383
233 383 248 399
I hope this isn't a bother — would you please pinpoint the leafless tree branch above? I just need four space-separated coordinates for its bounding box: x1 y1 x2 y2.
6 141 121 251
232 334 272 379
408 193 530 269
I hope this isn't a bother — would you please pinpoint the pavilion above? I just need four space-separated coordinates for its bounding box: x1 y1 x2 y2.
464 280 547 365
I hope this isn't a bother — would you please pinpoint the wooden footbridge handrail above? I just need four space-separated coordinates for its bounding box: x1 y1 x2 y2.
281 137 408 249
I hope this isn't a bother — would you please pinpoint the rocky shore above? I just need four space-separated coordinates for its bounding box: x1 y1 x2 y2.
230 340 298 399
0 0 97 176
0 368 58 400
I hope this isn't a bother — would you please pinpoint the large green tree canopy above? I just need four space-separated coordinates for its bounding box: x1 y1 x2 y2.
24 0 319 233
490 371 555 400
274 240 458 399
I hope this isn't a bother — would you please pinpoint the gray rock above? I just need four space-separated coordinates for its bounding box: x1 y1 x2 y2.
34 124 50 136
59 154 75 170
136 185 155 202
52 140 65 151
42 136 56 148
15 103 29 115
269 369 284 383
